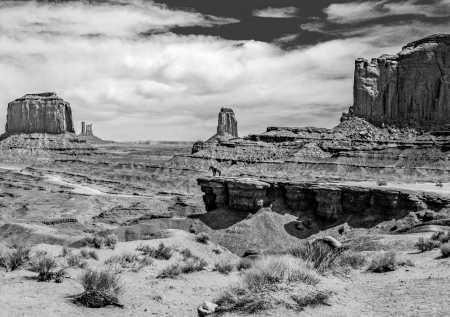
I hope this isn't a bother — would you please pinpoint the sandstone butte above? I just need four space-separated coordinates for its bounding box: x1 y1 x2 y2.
5 92 74 135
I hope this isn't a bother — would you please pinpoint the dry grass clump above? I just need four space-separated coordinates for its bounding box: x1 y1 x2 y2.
91 236 105 249
80 249 99 260
0 245 30 271
289 241 344 273
29 254 58 281
215 287 272 314
431 231 450 244
67 254 86 268
195 232 210 244
440 243 450 258
105 253 153 272
237 258 253 271
104 234 118 249
157 255 207 279
136 243 173 260
336 251 367 269
367 252 413 273
214 260 235 275
73 270 123 308
291 291 331 311
415 237 441 252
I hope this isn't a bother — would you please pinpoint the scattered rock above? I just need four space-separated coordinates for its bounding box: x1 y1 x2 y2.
197 301 218 317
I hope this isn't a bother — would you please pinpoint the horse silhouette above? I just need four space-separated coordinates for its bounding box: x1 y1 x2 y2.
209 166 222 176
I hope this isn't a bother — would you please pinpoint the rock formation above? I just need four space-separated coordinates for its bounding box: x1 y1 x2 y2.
351 33 450 131
217 107 238 137
5 92 74 134
80 121 94 136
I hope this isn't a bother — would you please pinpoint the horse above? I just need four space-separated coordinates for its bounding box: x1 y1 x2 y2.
209 166 222 176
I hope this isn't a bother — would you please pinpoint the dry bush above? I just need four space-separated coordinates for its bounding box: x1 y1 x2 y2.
157 263 182 279
104 234 118 249
214 260 235 275
237 258 253 271
289 241 343 273
244 256 319 292
415 237 440 252
105 253 152 272
61 246 71 257
215 287 272 314
136 243 173 260
73 270 123 308
336 251 367 269
431 231 450 244
441 243 450 258
0 245 30 271
157 255 207 279
179 248 193 259
367 252 413 273
30 255 57 281
80 249 90 259
91 236 105 249
377 180 388 186
195 232 210 244
67 254 82 267
88 250 99 260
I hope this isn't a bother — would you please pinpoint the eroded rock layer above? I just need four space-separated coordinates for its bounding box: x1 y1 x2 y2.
6 92 74 134
352 34 450 131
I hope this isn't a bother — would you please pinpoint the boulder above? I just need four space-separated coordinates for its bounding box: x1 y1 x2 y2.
6 92 74 134
197 301 218 317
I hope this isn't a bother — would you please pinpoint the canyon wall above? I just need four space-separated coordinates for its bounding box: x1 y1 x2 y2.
217 107 238 137
6 92 74 134
352 34 450 130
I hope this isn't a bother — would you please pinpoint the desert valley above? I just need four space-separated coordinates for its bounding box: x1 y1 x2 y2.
1 32 450 317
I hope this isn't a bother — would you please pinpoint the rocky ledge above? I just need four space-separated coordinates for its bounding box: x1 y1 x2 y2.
197 176 450 227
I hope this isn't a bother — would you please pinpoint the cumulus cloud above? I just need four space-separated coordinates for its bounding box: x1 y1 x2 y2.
325 0 450 23
0 0 448 141
253 6 298 18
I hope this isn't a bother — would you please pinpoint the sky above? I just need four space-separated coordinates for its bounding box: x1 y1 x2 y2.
0 0 448 141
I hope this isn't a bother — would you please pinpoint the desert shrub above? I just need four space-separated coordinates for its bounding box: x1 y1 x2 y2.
415 237 440 252
289 241 343 273
88 250 99 260
91 236 105 249
215 287 272 314
367 252 412 273
30 255 57 281
136 243 173 260
440 243 450 258
74 270 122 308
80 249 90 259
195 232 210 244
53 269 66 283
105 253 152 272
214 260 234 275
157 263 182 279
67 254 82 267
157 255 207 278
61 246 72 257
236 258 253 271
431 231 450 244
336 251 367 269
104 234 118 250
0 246 30 271
179 248 193 259
244 256 319 292
377 180 388 186
291 291 331 310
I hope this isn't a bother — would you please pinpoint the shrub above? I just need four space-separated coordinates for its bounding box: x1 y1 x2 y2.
0 246 30 271
74 270 122 308
243 256 319 292
440 243 450 258
105 253 152 272
61 246 71 257
291 291 331 310
431 231 450 244
53 269 66 283
215 287 272 314
415 237 440 252
237 258 253 271
157 255 207 278
67 254 82 267
30 255 57 281
136 243 173 260
157 263 182 279
336 251 367 269
88 250 99 260
214 260 234 275
91 236 105 249
377 180 388 186
179 248 193 259
368 252 401 273
104 234 118 250
80 249 90 259
289 241 343 273
195 232 210 244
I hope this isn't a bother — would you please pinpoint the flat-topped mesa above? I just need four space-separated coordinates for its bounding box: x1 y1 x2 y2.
6 92 74 134
217 107 238 137
351 33 450 131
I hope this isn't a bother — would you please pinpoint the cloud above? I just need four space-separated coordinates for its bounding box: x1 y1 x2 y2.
253 6 298 18
325 0 450 23
0 1 448 141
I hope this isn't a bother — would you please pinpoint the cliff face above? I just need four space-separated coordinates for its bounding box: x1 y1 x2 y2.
217 107 238 137
6 92 74 135
352 34 450 130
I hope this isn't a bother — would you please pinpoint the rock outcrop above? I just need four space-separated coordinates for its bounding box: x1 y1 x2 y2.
217 107 238 137
351 34 450 131
80 121 94 136
6 92 74 135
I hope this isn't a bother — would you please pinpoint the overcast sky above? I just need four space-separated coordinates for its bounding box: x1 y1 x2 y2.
0 0 448 141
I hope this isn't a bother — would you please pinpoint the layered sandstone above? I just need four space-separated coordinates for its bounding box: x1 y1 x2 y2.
6 92 74 134
352 34 450 130
217 107 238 137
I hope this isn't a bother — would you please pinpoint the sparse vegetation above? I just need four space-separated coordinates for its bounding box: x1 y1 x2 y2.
377 180 388 186
104 234 118 249
431 231 450 244
91 236 105 249
67 254 82 267
61 246 71 257
157 255 207 279
73 270 123 308
214 260 234 275
195 232 210 244
215 287 272 314
415 237 440 252
440 243 450 258
105 253 153 272
336 251 367 269
237 258 253 271
136 243 173 260
0 245 30 271
367 252 413 273
291 291 331 310
29 254 57 281
289 241 344 273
